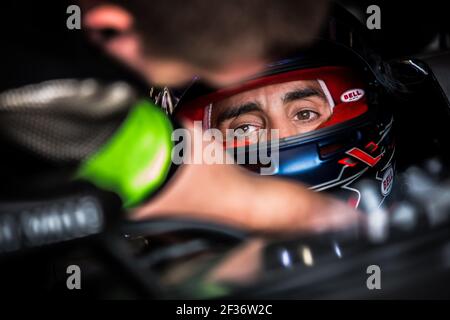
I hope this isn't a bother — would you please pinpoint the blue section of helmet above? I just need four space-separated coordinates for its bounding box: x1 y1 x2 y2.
240 114 394 191
277 144 321 176
268 116 394 190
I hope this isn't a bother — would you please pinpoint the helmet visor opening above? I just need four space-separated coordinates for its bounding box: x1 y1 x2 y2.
177 66 369 148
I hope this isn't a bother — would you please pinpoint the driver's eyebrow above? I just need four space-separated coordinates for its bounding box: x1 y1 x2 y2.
282 88 325 104
215 101 262 125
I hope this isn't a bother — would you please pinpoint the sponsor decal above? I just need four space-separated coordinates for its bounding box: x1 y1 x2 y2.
341 88 365 103
346 147 382 167
381 166 394 196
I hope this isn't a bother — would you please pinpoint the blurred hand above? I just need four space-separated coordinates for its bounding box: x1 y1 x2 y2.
131 122 360 234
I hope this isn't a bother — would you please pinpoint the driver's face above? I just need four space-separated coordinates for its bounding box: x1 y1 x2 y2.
211 80 332 139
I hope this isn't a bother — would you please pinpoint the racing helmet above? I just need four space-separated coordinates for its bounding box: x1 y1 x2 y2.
174 42 396 209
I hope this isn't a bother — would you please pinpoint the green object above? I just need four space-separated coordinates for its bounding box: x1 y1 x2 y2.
77 100 174 208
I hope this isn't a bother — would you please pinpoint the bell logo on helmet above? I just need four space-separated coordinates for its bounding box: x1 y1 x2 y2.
381 166 394 196
341 89 365 103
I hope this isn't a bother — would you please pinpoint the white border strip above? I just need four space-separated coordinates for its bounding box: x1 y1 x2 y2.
318 79 335 111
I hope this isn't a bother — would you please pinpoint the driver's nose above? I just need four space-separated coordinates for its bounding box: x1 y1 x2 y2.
270 117 299 139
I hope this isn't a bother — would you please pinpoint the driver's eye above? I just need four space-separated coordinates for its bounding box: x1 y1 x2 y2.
295 110 320 122
234 124 259 135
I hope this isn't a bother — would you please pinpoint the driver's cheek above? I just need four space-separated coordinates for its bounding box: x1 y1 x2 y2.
278 124 300 139
269 114 299 139
295 122 321 135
